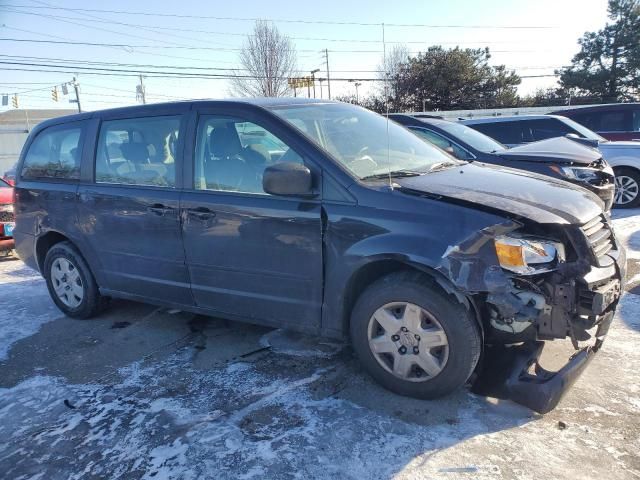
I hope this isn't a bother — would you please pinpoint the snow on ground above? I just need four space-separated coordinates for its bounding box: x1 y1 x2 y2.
0 259 60 361
0 211 638 479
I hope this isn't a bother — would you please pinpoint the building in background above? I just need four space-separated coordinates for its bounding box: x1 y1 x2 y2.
0 109 76 176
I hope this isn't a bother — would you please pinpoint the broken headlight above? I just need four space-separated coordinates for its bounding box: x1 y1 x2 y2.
494 235 564 275
551 165 601 183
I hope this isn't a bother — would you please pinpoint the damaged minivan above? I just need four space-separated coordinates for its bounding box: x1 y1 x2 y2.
13 99 625 413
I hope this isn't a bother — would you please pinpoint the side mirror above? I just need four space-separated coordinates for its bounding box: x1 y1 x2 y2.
263 162 314 196
444 146 455 155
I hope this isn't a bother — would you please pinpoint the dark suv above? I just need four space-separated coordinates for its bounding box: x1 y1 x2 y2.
552 103 640 142
13 99 626 413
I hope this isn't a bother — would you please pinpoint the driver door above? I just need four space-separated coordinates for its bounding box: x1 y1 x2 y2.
180 108 324 331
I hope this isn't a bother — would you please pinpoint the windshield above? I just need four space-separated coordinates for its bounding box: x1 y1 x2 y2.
558 116 607 141
0 177 10 188
270 103 460 179
433 120 506 153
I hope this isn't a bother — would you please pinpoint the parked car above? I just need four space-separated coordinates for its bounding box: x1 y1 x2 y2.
0 177 15 255
552 103 640 142
2 165 16 186
389 114 615 211
13 99 625 413
461 115 640 208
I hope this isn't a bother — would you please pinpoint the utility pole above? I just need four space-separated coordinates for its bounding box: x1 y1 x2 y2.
324 49 331 99
137 74 147 104
72 77 82 113
318 78 324 99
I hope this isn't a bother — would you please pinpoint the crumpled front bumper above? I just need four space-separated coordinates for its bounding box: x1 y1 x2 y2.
472 310 613 414
473 243 625 414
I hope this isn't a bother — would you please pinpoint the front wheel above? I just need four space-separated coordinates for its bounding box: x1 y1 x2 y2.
350 272 481 399
44 241 108 319
613 167 640 208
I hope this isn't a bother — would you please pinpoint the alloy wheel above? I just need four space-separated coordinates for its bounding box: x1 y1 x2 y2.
614 175 639 206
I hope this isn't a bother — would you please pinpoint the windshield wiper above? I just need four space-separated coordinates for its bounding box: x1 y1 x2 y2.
360 170 423 181
428 161 459 172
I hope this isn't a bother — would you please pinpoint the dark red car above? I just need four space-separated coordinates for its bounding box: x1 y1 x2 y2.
552 103 640 141
0 177 15 254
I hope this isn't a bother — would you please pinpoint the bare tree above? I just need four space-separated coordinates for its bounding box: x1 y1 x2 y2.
230 20 298 97
377 44 410 98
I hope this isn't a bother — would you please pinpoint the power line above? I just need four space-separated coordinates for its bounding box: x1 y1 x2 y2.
0 4 560 28
0 38 557 55
0 6 559 44
0 63 560 81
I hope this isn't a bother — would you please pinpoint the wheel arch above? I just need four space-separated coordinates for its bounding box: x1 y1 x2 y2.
35 230 71 273
339 257 482 338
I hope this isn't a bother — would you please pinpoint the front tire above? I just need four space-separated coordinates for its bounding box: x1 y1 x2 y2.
44 241 108 319
350 272 481 399
613 167 640 208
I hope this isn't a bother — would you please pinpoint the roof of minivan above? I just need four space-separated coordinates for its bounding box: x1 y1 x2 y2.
30 97 342 132
461 114 567 124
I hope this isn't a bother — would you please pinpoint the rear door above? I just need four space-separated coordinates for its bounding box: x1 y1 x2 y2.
180 105 323 330
76 107 192 305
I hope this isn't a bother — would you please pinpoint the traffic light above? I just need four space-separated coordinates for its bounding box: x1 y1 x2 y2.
52 87 58 102
11 95 18 108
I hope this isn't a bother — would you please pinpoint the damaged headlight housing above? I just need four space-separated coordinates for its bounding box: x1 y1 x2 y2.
494 235 564 275
550 165 601 183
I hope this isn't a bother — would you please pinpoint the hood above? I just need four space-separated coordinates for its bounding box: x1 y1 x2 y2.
394 163 602 225
0 185 12 205
495 137 601 165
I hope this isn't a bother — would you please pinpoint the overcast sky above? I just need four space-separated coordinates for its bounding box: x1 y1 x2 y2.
0 0 610 112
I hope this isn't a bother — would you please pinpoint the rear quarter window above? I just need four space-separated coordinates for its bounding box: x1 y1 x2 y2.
21 124 83 180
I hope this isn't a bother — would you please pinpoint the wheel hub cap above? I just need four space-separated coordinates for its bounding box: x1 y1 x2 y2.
51 258 84 308
367 302 449 382
614 175 639 205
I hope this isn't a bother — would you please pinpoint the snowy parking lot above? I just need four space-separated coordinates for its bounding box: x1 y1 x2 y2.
0 211 639 480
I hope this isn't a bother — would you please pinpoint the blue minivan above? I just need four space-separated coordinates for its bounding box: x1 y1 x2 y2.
12 99 626 413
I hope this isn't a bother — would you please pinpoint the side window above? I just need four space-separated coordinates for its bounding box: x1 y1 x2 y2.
96 115 181 187
471 122 524 145
633 109 640 132
597 111 631 132
571 112 600 131
194 116 304 194
526 118 573 141
22 125 82 180
409 127 473 160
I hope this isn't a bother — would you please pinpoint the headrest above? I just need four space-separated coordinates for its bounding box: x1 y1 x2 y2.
209 124 242 158
120 142 149 163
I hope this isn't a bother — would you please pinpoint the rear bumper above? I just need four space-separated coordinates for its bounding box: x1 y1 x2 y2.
0 237 14 252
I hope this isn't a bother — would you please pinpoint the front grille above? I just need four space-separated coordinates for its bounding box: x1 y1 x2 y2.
0 211 14 223
581 215 615 265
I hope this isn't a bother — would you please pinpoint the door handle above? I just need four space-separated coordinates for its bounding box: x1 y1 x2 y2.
147 203 172 215
186 207 216 220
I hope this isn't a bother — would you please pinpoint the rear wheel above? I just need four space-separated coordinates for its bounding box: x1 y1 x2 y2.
613 167 640 208
44 241 108 319
350 272 481 399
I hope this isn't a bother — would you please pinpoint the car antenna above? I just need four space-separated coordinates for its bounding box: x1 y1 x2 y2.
382 22 392 190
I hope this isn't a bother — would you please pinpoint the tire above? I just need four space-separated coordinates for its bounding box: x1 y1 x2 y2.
613 167 640 208
43 241 108 319
350 271 481 399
